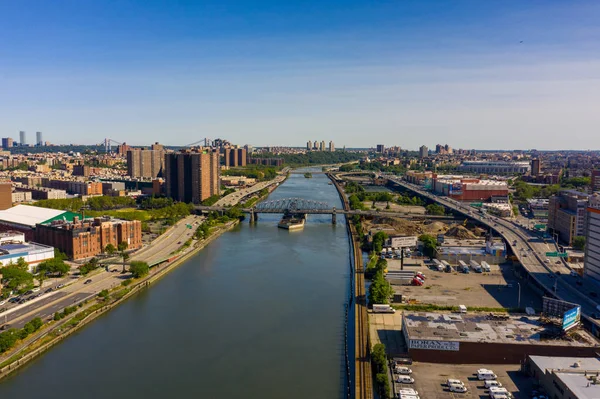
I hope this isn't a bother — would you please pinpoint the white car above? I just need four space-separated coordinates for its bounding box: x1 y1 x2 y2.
449 384 468 393
0 300 6 306
394 366 412 375
32 287 40 292
396 376 414 384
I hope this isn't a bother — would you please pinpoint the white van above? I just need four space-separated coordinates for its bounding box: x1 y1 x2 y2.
490 387 512 399
458 304 467 313
398 388 418 395
449 384 468 393
484 380 502 389
399 395 419 399
447 378 464 386
396 375 415 384
478 371 497 380
394 366 412 374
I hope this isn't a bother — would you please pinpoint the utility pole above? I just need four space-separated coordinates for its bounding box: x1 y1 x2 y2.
517 282 521 309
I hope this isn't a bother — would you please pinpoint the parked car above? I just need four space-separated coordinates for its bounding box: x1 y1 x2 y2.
32 287 40 292
394 366 412 375
0 300 6 306
449 384 468 393
45 288 53 293
396 375 414 384
57 284 65 289
84 279 92 284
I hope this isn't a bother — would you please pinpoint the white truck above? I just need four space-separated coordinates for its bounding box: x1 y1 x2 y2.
372 304 395 313
470 260 482 273
480 261 491 272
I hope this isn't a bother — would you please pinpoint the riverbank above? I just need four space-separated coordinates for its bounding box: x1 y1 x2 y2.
0 219 239 381
328 173 373 399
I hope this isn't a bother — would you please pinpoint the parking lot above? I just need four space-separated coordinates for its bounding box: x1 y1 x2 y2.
394 362 533 399
387 261 542 310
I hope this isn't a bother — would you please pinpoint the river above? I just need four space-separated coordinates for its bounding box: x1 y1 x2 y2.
0 168 352 399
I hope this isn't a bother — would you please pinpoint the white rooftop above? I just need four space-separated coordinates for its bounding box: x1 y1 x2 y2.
530 356 600 399
0 205 66 227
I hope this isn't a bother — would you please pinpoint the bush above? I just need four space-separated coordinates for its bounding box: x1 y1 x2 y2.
54 312 61 321
98 289 109 299
121 280 132 287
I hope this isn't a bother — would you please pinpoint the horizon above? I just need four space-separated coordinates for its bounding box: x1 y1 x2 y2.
1 1 599 149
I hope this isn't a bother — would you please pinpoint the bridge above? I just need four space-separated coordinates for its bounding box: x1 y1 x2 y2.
194 197 460 224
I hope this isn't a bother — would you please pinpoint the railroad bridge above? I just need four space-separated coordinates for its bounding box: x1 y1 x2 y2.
252 197 336 223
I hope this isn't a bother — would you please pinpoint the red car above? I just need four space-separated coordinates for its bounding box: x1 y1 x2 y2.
412 278 423 286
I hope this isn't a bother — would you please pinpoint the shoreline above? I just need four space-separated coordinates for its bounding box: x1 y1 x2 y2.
0 219 239 381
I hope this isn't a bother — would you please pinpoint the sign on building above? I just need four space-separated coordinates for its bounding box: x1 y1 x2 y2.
563 306 581 331
389 236 418 248
408 339 460 351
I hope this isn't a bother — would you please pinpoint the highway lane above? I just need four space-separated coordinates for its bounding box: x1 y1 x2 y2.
385 176 600 325
214 174 286 207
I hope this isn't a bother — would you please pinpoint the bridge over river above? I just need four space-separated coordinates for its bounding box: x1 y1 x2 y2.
195 197 459 224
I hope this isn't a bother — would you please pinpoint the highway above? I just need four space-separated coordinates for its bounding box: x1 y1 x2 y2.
384 176 600 327
214 174 286 207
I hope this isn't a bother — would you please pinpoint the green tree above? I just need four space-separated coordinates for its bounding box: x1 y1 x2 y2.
15 257 28 271
38 258 70 277
129 261 149 278
121 252 130 273
368 270 393 304
573 236 586 250
0 265 34 292
419 234 438 258
105 243 116 255
117 241 128 253
372 231 388 254
426 204 445 216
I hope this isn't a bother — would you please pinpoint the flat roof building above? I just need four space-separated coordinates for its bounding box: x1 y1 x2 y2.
459 161 530 175
525 356 600 399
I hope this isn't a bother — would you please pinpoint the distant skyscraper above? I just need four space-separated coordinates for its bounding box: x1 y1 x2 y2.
531 159 541 176
165 149 220 204
376 144 385 153
419 145 428 159
19 131 26 146
307 141 312 151
2 138 14 150
36 131 43 146
435 144 443 154
328 141 335 152
320 140 326 151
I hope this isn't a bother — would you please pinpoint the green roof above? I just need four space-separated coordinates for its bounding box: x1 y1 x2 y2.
42 211 83 224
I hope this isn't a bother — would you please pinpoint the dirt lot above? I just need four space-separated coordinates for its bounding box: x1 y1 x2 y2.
394 362 534 399
386 261 542 310
362 201 426 214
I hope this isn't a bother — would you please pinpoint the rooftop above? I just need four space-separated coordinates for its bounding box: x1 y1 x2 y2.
529 356 600 399
403 312 599 347
0 205 67 227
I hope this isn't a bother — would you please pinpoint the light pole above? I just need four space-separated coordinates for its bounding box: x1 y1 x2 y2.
517 282 521 309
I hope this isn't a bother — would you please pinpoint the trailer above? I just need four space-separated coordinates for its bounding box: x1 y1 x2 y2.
470 260 482 273
480 261 491 272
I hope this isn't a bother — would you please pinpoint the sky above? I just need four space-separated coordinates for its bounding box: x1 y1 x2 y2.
0 0 599 150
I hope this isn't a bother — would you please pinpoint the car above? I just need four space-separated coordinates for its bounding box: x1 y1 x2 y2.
449 384 468 393
0 300 6 306
394 366 412 375
57 284 65 289
555 260 561 264
523 254 527 257
32 287 40 292
544 259 550 263
84 279 92 284
45 288 53 293
24 290 33 295
396 376 414 384
111 269 118 272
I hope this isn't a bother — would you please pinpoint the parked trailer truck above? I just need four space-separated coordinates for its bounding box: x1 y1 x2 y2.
480 261 491 272
470 260 482 273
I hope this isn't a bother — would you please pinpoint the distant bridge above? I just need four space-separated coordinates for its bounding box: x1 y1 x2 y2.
194 197 459 224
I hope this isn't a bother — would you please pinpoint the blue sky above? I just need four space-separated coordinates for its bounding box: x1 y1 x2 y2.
1 1 599 149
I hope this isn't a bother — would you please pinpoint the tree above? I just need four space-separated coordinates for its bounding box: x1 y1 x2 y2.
117 241 128 253
15 257 28 271
573 236 586 251
426 204 445 216
419 234 438 258
0 265 34 292
368 270 394 304
371 231 388 254
129 261 149 278
105 243 116 255
38 258 70 277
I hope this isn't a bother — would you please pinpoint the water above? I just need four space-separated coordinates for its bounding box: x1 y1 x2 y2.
0 169 352 399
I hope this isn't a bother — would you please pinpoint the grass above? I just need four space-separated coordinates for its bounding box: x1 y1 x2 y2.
392 304 514 313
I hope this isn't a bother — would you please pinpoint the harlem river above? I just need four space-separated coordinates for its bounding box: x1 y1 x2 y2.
0 169 353 399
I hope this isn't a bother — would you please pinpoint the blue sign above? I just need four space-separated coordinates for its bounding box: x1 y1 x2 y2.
562 306 581 331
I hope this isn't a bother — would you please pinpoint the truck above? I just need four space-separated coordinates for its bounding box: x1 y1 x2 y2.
480 261 491 272
432 259 443 271
469 260 482 273
441 260 452 273
372 304 396 313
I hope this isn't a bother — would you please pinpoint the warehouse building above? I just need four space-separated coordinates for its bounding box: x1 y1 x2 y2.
402 312 599 364
432 176 509 202
0 205 82 240
524 356 600 399
459 161 531 175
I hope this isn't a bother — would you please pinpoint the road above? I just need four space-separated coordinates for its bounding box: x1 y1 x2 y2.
214 174 286 207
383 176 600 326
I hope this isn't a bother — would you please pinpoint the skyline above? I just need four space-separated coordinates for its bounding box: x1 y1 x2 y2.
1 1 600 149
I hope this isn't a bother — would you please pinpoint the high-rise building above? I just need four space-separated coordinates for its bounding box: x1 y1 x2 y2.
591 170 600 193
224 148 247 167
435 144 443 154
419 145 428 159
548 190 589 245
376 144 385 153
0 182 12 210
531 159 541 176
165 148 220 204
307 141 312 151
320 141 326 151
126 143 165 178
328 141 335 152
19 131 26 146
36 131 43 146
584 194 600 283
2 138 14 150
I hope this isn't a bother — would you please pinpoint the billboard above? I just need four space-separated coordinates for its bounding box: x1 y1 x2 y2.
542 297 580 318
409 339 460 351
390 236 418 248
562 306 581 331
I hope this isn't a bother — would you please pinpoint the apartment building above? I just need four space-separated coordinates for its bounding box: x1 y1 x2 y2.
164 148 220 204
548 190 589 245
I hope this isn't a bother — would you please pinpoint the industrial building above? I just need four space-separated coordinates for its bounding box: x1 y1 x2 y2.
459 161 531 175
402 312 599 364
524 356 600 399
165 148 220 204
432 176 509 202
549 190 590 245
35 216 142 260
0 205 82 240
435 237 506 264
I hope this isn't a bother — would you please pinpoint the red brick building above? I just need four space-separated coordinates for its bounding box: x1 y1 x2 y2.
35 217 142 260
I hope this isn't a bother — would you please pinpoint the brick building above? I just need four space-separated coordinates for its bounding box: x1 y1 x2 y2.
165 148 220 204
0 182 12 210
224 148 247 167
35 217 142 260
126 143 165 178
